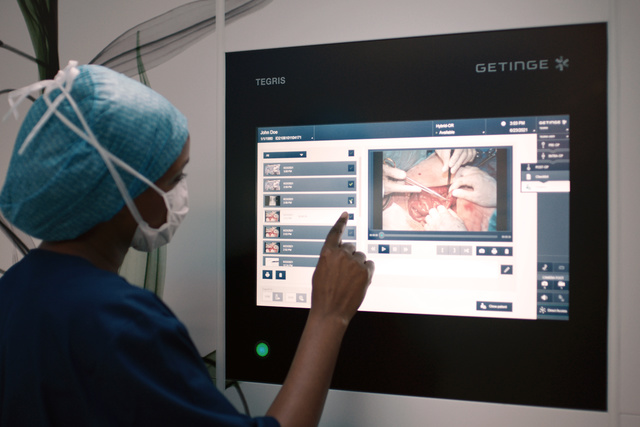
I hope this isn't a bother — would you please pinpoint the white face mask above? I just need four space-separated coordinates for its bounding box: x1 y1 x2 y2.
130 178 189 252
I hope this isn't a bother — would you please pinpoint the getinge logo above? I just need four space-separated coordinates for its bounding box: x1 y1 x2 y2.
475 57 569 73
256 76 286 86
555 56 569 71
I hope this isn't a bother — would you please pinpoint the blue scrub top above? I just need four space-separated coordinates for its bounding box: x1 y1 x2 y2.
0 249 279 427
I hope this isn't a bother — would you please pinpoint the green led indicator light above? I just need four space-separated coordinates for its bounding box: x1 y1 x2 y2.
256 341 269 358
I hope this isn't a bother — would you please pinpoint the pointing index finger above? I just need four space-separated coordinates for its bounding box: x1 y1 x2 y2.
323 212 349 249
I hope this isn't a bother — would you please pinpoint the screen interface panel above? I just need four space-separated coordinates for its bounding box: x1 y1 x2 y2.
257 116 570 320
227 23 607 410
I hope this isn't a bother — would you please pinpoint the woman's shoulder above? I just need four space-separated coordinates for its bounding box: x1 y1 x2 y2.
4 249 174 326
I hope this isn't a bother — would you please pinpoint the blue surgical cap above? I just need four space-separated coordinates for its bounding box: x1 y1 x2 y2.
0 64 188 241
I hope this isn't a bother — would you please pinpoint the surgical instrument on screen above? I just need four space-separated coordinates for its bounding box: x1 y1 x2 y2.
403 176 448 201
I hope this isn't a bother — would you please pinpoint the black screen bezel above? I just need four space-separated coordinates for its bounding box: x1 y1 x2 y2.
225 23 608 410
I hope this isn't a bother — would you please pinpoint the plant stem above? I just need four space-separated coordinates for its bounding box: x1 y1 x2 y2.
0 40 47 66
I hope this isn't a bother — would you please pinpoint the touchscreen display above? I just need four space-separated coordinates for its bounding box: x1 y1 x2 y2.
226 23 607 410
256 117 569 320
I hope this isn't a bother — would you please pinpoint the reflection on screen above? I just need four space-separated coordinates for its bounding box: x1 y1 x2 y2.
256 116 570 320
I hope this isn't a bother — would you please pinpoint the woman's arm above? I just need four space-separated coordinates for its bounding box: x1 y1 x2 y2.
266 212 374 426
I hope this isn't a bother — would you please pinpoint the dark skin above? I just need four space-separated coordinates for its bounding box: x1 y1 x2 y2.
267 212 374 426
39 135 375 426
39 137 191 272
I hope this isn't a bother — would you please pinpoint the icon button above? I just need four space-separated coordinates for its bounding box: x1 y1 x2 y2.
477 246 512 256
538 262 553 272
476 301 513 312
538 293 552 302
437 245 449 255
538 280 552 290
554 293 569 303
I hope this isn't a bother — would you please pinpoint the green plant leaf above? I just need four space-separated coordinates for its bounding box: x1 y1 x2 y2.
0 39 47 66
136 31 151 87
16 0 60 80
90 0 271 76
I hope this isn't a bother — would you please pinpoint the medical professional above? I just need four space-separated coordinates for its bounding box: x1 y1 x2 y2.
0 63 374 426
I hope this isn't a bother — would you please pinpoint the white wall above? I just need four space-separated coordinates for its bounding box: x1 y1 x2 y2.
1 0 638 426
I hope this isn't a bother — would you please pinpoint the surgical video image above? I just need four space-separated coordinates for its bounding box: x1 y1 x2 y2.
265 210 280 222
264 226 280 238
264 163 281 176
265 180 281 191
379 148 505 232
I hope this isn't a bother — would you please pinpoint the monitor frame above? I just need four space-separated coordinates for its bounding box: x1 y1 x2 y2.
225 23 608 410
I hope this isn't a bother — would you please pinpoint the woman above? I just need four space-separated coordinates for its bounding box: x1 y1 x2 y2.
0 62 374 426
